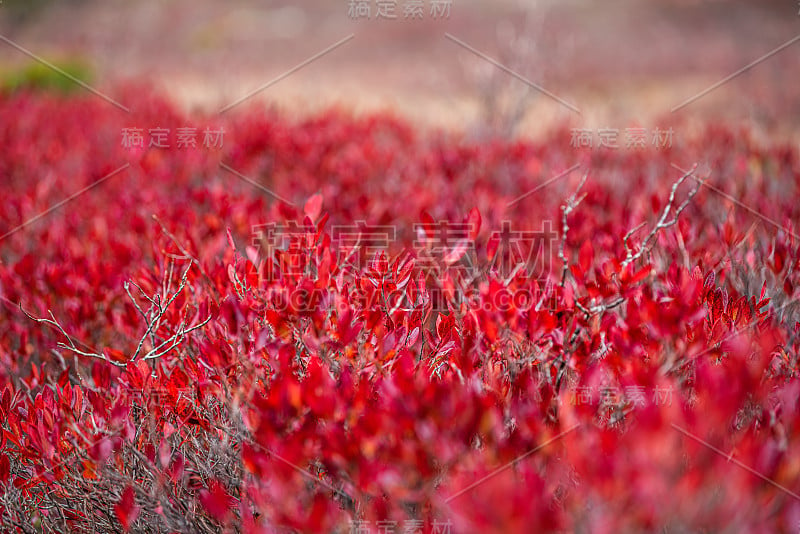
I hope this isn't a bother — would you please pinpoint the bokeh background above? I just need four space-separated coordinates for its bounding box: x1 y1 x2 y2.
0 0 798 142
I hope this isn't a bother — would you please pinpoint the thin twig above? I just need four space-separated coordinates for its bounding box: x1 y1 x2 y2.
621 165 704 269
559 171 589 288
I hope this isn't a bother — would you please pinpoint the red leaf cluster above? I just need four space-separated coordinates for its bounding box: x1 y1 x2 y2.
0 88 799 532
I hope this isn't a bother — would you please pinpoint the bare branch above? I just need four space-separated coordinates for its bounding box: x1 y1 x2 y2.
559 171 589 288
621 165 705 269
132 262 193 361
142 315 212 360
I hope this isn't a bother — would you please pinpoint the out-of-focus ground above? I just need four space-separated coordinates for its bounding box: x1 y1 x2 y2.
0 0 798 144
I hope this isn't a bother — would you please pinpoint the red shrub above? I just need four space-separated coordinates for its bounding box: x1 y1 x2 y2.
0 87 798 532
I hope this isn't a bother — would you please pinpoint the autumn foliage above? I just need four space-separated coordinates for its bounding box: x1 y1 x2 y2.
0 88 799 532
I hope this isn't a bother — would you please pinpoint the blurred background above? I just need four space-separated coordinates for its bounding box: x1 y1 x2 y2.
0 0 797 142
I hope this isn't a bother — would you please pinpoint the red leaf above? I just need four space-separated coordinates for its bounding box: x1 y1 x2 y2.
1 388 10 414
304 193 323 221
245 245 259 266
703 270 716 298
579 240 594 275
89 436 114 464
242 443 267 477
244 259 259 287
742 299 754 323
712 288 723 324
486 233 500 261
563 282 575 308
114 486 140 531
0 454 9 484
630 265 652 285
168 453 185 482
57 368 70 388
730 296 742 324
466 207 482 240
104 348 128 364
337 309 360 346
199 479 233 523
418 210 436 243
158 439 171 468
443 239 469 265
316 212 330 234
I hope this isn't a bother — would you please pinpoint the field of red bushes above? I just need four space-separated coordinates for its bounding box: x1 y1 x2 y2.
1 87 799 532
